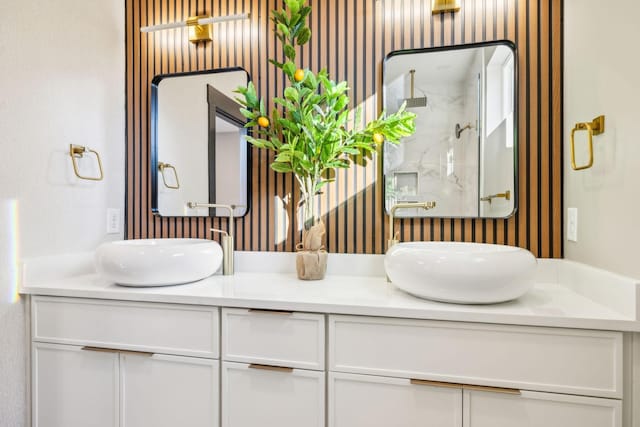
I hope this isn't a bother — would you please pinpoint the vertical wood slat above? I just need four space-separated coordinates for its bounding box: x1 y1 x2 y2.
125 0 563 258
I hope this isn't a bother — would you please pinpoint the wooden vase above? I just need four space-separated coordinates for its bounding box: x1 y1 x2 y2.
295 220 327 280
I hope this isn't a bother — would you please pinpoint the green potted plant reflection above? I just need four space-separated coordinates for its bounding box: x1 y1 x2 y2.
235 0 416 280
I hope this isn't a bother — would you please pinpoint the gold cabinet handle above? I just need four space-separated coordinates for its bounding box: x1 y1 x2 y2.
410 379 463 389
81 346 154 357
248 308 294 315
570 115 605 171
463 384 521 395
248 364 294 373
81 346 119 354
409 378 520 395
119 349 154 357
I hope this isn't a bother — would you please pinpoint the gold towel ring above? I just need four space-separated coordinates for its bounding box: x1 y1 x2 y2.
158 162 180 189
69 144 104 181
570 115 605 171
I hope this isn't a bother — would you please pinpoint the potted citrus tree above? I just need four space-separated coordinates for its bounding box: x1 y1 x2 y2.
236 0 416 280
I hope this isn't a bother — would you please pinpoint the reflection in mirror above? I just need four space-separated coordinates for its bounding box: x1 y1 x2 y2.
151 68 249 217
383 41 517 218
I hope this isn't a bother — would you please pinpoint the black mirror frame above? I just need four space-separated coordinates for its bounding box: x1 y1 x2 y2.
150 67 252 218
382 40 518 220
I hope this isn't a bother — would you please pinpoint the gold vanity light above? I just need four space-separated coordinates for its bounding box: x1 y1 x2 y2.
432 0 461 14
140 13 250 44
186 15 212 43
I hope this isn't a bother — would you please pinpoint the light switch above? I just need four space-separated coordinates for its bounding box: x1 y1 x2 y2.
107 208 121 234
567 207 578 242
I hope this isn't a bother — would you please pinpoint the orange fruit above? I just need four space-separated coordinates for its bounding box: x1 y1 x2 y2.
294 69 305 82
257 116 270 128
373 133 384 144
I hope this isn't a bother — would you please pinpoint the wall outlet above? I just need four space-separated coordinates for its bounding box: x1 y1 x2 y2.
567 207 578 242
107 208 121 234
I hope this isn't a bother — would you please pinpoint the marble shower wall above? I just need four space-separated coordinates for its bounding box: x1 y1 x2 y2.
386 75 480 218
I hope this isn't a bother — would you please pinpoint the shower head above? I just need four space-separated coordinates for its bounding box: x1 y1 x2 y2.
399 69 427 109
455 123 475 139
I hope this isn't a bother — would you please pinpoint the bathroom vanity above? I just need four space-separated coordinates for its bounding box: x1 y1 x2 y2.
21 252 640 427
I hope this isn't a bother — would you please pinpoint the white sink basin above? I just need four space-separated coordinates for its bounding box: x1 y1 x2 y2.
95 239 222 287
385 242 537 304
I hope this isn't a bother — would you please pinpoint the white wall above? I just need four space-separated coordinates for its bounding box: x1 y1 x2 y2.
564 0 640 278
0 0 125 424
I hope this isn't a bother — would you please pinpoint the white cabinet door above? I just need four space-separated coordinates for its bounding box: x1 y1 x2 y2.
222 361 324 427
463 388 622 427
120 353 219 427
329 372 462 427
33 343 119 427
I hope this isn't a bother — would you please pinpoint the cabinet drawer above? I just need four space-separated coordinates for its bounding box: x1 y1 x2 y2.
463 388 622 427
222 308 324 370
329 372 462 427
221 361 324 427
32 296 219 358
329 315 623 398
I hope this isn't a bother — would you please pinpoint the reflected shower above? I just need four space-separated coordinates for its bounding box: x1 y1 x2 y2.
400 69 427 109
455 122 474 139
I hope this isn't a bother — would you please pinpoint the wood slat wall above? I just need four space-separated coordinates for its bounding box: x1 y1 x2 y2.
125 0 563 257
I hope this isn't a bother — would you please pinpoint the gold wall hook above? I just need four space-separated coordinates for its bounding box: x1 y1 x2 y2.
570 115 605 171
69 144 104 181
480 190 511 204
158 162 180 189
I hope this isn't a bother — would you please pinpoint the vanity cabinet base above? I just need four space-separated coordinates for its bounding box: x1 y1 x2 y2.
221 361 325 427
329 372 462 427
463 388 622 427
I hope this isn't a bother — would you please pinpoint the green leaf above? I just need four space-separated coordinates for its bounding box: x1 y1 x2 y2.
244 82 258 108
274 97 296 111
299 159 314 172
239 108 254 119
285 0 300 15
284 87 298 102
271 162 293 173
282 61 296 78
280 118 299 133
334 95 349 112
277 23 290 37
296 27 311 45
298 6 312 20
275 152 291 162
268 58 284 70
341 146 360 155
284 44 297 60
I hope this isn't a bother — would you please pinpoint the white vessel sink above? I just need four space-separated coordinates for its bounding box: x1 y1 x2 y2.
95 238 222 287
385 242 537 304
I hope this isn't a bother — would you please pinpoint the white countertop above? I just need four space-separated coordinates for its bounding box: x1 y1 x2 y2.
20 251 640 332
